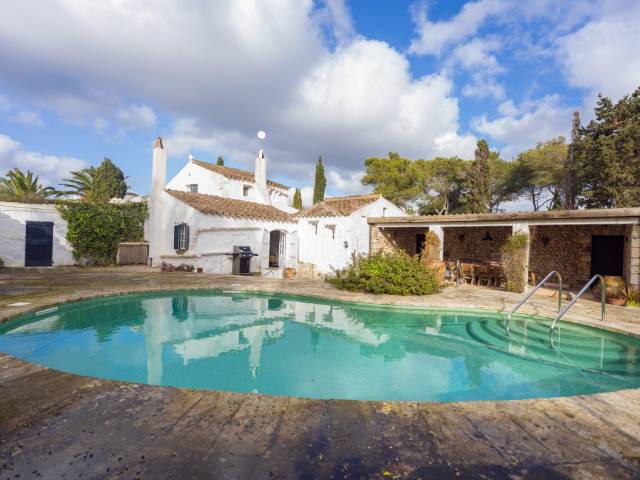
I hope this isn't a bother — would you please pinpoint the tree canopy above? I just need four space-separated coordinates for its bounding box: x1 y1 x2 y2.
509 137 567 211
575 87 640 208
58 167 97 200
91 158 128 203
0 168 55 203
216 156 224 166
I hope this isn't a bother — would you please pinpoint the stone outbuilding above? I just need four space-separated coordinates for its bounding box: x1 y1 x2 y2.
369 209 640 289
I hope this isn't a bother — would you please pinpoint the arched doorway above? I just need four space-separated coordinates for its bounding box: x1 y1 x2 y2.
269 230 286 268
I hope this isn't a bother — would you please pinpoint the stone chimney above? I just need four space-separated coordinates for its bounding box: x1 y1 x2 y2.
255 149 270 204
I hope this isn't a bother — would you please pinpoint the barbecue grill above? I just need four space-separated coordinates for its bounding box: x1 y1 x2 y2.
231 245 257 275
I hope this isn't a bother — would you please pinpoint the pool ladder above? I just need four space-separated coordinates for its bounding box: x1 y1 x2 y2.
505 271 563 335
549 274 606 336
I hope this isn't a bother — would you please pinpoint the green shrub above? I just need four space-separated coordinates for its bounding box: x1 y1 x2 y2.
58 202 148 265
501 232 529 293
327 252 441 296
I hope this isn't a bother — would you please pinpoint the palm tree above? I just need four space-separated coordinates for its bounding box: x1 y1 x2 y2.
57 167 96 200
0 168 55 203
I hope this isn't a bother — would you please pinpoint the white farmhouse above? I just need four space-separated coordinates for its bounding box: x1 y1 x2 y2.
148 137 406 276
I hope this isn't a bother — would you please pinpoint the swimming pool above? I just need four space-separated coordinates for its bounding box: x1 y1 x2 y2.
1 291 639 402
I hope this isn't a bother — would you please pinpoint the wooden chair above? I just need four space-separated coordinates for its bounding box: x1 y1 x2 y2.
473 264 491 286
460 263 474 284
490 265 505 288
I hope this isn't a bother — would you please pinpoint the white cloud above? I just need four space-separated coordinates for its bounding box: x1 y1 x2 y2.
0 0 480 196
116 105 156 131
409 0 509 56
556 5 640 101
0 133 87 186
327 169 369 195
472 95 572 158
9 110 44 127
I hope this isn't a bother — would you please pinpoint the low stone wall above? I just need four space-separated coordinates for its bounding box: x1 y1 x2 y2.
529 224 628 287
443 226 511 263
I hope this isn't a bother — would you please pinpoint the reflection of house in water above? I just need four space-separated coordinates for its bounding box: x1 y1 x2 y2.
141 294 390 384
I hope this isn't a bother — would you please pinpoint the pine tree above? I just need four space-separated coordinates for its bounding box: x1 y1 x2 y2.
467 140 491 213
92 158 128 203
216 156 224 166
313 156 326 204
292 188 303 209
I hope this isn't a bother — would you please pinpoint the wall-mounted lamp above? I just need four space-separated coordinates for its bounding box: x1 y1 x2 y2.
542 236 550 248
482 232 493 241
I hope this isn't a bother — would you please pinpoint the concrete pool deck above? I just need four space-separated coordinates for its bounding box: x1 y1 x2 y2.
1 267 639 478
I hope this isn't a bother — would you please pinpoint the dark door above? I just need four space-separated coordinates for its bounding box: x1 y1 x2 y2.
591 235 624 277
416 234 426 256
25 221 53 267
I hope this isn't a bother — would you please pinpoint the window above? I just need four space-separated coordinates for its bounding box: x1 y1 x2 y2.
187 184 198 193
243 185 251 197
173 223 190 251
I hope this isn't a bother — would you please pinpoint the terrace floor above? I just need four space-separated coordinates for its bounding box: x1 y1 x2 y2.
1 267 639 478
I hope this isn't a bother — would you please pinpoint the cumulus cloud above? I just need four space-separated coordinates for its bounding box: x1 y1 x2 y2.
0 133 87 186
0 0 479 195
555 4 640 101
409 0 508 56
472 95 572 158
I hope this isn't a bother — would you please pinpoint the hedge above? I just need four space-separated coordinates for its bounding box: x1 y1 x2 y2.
57 202 148 265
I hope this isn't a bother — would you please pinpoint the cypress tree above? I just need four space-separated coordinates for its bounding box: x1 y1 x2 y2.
216 156 224 166
467 140 491 213
292 188 303 209
92 158 127 203
562 111 580 210
313 156 326 204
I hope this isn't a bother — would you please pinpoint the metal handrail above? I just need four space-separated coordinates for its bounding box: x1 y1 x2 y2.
506 271 563 334
550 274 605 335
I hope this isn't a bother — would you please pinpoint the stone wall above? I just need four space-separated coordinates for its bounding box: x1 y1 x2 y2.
370 226 427 255
626 224 640 288
443 227 512 263
529 224 628 287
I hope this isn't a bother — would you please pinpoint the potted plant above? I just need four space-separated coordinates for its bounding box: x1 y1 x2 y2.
623 286 640 308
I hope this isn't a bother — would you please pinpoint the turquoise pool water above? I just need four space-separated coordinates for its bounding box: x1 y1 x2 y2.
1 291 639 402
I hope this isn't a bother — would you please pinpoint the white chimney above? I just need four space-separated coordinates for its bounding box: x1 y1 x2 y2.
152 137 167 193
149 137 167 266
255 148 269 204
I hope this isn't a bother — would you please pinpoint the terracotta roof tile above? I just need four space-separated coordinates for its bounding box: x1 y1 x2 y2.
297 194 381 218
191 159 289 190
167 190 295 223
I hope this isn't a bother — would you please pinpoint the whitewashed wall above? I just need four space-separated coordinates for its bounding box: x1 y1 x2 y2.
166 161 293 210
0 201 74 267
150 190 298 274
298 197 407 274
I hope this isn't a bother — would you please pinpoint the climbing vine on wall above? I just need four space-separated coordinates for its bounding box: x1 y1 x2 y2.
501 232 529 293
57 202 148 265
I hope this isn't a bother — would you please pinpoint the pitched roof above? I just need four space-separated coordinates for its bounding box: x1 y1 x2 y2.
191 159 289 190
296 194 382 218
167 189 295 222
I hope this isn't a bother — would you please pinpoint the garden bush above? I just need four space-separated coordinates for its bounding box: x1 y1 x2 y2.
501 232 529 293
58 202 148 265
327 251 441 296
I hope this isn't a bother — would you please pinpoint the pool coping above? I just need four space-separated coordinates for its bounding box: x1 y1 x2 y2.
2 274 640 477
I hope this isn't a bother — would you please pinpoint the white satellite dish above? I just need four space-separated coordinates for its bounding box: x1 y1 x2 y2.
257 130 266 140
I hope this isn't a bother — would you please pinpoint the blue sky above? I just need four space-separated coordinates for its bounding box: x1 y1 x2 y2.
0 0 638 205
